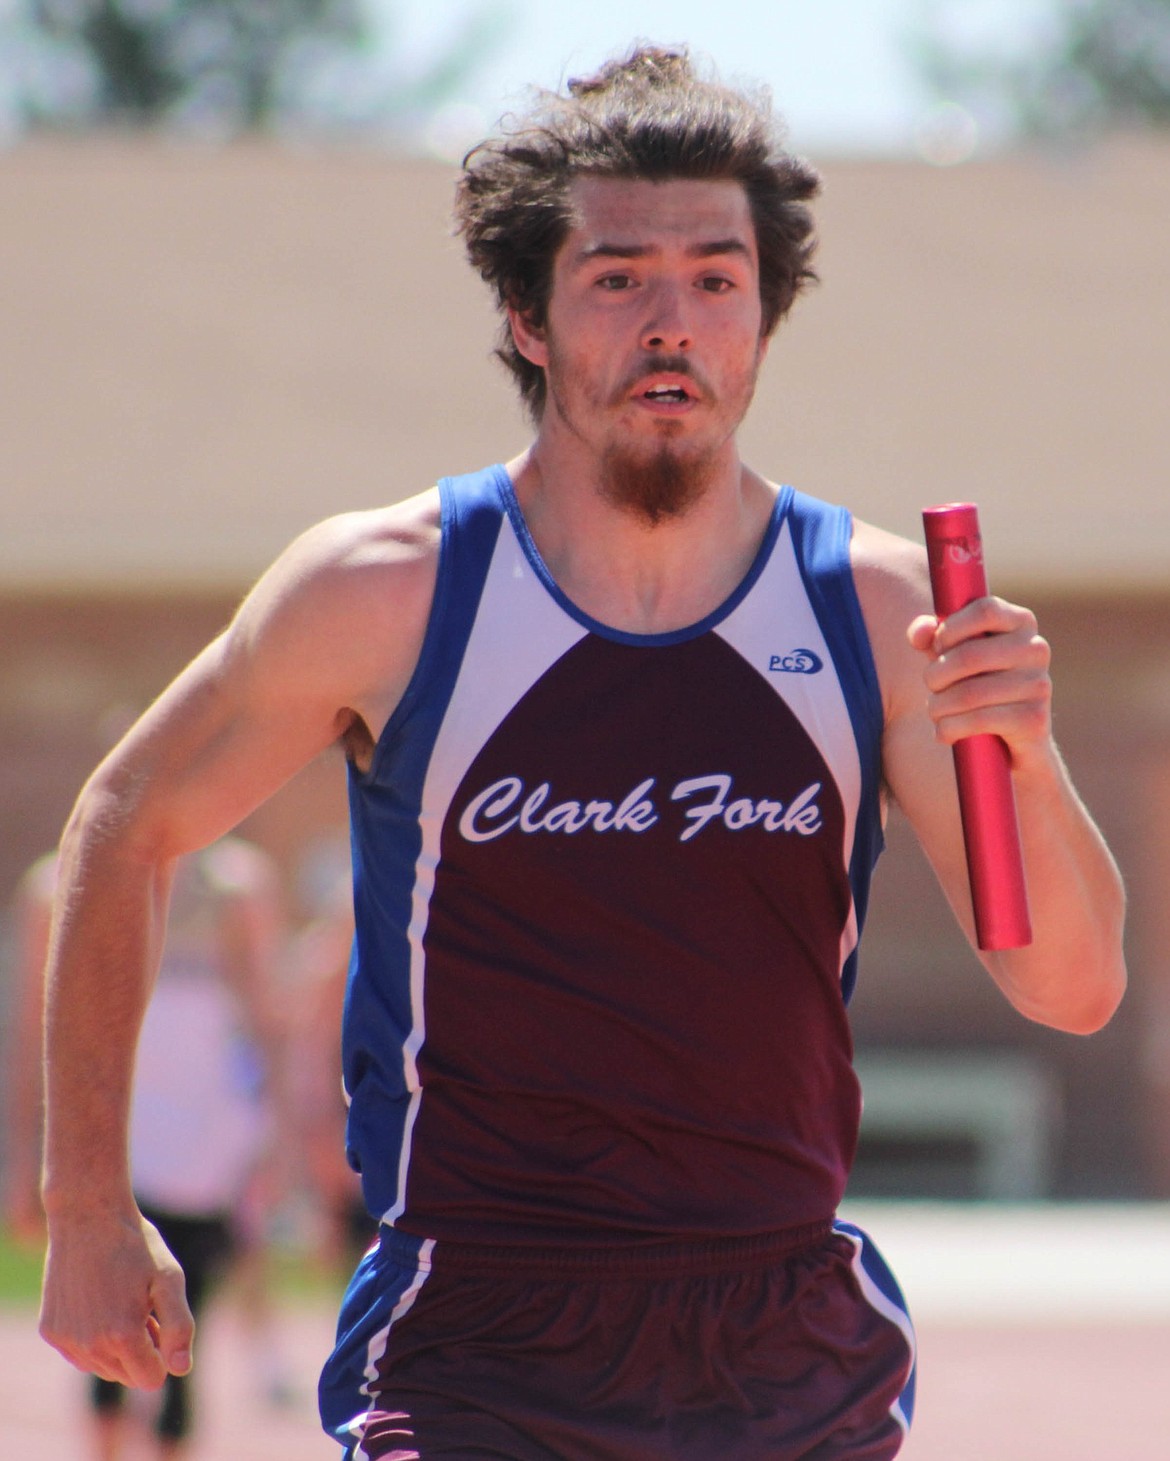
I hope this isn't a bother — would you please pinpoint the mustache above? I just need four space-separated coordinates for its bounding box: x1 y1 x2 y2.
613 355 711 399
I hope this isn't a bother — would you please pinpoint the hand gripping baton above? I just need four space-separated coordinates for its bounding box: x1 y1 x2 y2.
922 503 1032 950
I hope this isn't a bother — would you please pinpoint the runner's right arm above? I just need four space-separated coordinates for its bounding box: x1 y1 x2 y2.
39 494 441 1389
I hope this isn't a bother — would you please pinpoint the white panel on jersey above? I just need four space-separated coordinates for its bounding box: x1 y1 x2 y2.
387 518 587 1224
716 518 863 974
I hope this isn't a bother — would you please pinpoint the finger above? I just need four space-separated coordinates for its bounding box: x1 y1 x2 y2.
929 669 1051 724
102 1311 172 1391
923 632 1051 698
930 596 1037 654
930 683 1053 748
149 1268 196 1377
42 1308 169 1390
907 613 941 653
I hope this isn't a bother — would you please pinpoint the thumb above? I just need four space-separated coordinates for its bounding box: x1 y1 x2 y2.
149 1269 196 1376
907 613 940 654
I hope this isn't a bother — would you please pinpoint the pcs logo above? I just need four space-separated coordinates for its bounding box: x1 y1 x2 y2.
768 648 824 675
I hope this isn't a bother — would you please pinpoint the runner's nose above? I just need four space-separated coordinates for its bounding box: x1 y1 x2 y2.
641 284 693 353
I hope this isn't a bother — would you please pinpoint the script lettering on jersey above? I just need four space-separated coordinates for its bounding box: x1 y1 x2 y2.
458 775 823 844
670 774 822 842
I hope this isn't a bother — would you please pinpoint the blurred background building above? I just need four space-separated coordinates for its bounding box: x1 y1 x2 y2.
2 0 1169 1205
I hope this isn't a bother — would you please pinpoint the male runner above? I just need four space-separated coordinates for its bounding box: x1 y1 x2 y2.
38 45 1126 1460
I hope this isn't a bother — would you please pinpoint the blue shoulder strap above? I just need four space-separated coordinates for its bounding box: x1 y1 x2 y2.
785 489 885 1002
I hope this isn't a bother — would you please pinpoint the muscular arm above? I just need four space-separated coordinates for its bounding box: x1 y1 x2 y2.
38 492 440 1388
852 520 1126 1035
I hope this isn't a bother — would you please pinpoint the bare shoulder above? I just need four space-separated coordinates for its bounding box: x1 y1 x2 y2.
245 488 442 625
848 517 933 718
229 490 442 657
221 487 443 744
850 518 930 609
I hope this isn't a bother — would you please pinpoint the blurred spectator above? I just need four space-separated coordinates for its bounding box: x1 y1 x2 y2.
283 851 375 1277
3 836 292 1459
3 853 57 1248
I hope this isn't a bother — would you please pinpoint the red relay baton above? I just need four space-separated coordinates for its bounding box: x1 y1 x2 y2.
922 504 1032 950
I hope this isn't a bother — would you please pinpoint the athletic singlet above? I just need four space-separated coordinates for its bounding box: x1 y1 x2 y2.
342 464 885 1247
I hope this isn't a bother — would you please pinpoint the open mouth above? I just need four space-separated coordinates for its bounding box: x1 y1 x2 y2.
642 385 691 405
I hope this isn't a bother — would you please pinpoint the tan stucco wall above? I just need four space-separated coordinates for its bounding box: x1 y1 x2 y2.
3 136 1169 591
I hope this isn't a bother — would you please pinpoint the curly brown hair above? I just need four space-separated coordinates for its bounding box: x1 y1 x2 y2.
454 44 821 419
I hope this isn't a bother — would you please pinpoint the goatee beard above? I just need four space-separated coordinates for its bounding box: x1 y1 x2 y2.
598 442 715 526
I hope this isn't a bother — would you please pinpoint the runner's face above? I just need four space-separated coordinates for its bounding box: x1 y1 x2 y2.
513 176 769 521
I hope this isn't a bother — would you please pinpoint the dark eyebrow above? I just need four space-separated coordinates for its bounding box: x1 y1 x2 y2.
690 239 754 261
572 238 753 267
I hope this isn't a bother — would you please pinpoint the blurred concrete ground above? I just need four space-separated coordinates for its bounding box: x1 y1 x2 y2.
3 1204 1170 1459
0 1294 339 1459
845 1202 1170 1460
843 1200 1170 1324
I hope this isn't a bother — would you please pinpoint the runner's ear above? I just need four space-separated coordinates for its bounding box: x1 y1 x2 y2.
507 305 548 370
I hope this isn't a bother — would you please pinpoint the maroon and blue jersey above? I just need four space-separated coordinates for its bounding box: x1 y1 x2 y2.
341 464 885 1247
